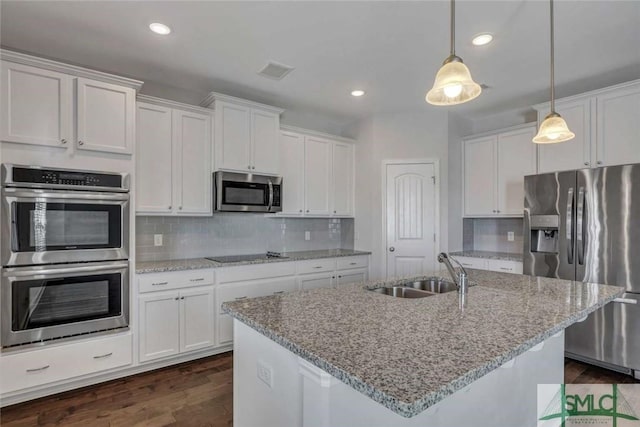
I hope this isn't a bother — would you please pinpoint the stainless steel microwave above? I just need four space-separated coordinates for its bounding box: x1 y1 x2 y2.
214 171 282 213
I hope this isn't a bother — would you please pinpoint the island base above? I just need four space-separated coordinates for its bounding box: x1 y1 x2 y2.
233 319 564 427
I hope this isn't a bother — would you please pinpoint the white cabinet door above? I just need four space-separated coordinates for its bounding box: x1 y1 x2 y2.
331 142 354 216
497 126 537 215
464 135 497 216
136 103 173 214
280 131 305 215
336 268 368 286
0 62 72 148
251 109 280 175
76 78 135 154
537 99 592 173
180 287 215 353
173 110 212 215
596 85 640 167
139 293 180 362
215 101 251 172
304 137 332 215
298 272 335 290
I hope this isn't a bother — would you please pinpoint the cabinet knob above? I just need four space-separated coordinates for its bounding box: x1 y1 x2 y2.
174 297 179 301
333 210 337 214
597 161 603 165
179 206 182 210
306 210 309 213
299 210 303 213
61 139 67 144
168 206 172 209
389 247 395 252
584 162 590 166
248 166 251 170
78 140 84 146
252 166 256 170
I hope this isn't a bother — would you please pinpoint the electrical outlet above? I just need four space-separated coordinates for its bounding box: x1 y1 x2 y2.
257 361 273 388
507 231 515 242
305 231 311 241
154 234 163 246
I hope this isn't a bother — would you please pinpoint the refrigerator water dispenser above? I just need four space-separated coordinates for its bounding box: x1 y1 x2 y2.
529 215 559 254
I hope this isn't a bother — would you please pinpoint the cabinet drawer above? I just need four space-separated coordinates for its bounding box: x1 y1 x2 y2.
216 262 296 284
453 256 489 270
336 255 369 271
296 258 336 274
138 270 214 293
0 333 132 394
487 259 523 274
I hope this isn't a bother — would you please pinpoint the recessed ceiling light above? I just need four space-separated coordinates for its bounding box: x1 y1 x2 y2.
149 23 171 35
351 90 365 97
472 33 493 46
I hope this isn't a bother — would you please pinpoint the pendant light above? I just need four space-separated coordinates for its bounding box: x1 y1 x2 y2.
533 0 575 143
426 0 482 106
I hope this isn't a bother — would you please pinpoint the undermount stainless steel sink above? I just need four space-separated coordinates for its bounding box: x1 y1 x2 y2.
368 277 459 298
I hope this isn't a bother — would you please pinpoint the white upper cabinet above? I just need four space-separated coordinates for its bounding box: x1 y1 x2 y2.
464 135 497 216
0 51 141 154
204 92 283 175
595 84 640 167
304 136 332 215
534 80 640 172
497 126 537 215
76 78 135 154
279 131 305 215
136 96 212 216
136 102 173 214
331 142 354 216
1 62 72 147
464 124 538 217
173 110 212 215
536 99 592 173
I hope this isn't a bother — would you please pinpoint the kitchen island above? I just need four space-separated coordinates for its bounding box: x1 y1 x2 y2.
222 270 623 427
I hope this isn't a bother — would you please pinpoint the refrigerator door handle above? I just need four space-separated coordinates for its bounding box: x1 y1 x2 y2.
566 187 574 265
577 187 585 265
614 298 638 305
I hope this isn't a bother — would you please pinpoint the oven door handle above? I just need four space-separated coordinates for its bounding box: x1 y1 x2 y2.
3 261 129 278
3 188 129 201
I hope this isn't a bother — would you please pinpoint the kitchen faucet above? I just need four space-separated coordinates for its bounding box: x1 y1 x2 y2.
437 253 468 294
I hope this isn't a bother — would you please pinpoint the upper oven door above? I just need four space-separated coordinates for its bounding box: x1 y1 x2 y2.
1 188 130 266
215 172 282 212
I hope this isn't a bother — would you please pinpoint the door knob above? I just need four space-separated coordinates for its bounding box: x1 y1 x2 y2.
389 247 395 252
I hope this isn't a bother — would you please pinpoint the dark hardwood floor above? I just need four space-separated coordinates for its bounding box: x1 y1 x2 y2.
1 355 637 426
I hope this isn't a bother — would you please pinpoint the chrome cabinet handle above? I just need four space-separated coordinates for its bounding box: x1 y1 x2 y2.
152 281 168 286
234 296 247 300
61 139 67 144
93 352 113 359
566 187 574 265
614 298 637 304
389 247 395 252
273 291 284 295
349 262 357 265
78 140 84 146
499 267 512 271
190 278 204 282
313 266 323 269
26 365 50 373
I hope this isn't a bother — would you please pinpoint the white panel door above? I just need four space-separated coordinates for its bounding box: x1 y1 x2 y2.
304 137 332 215
0 62 72 147
180 288 215 353
537 99 592 173
336 268 368 286
464 136 497 216
386 163 437 278
497 127 537 215
215 101 251 172
596 85 640 167
251 109 280 175
279 131 305 215
136 103 173 214
139 293 180 362
173 110 211 215
76 78 134 154
298 272 335 290
331 142 354 216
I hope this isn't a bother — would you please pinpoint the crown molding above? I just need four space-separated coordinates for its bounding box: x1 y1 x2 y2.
200 91 285 114
280 124 355 144
1 49 144 90
137 94 213 115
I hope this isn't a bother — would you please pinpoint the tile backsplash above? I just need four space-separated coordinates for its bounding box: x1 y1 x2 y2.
136 214 355 261
463 218 524 254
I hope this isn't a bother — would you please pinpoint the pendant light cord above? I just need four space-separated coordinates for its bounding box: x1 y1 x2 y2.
450 0 456 57
550 0 555 112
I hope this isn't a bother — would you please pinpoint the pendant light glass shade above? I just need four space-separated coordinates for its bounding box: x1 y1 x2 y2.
426 56 482 105
533 112 575 143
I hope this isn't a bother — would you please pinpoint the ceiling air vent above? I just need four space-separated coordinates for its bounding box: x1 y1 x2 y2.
258 61 294 80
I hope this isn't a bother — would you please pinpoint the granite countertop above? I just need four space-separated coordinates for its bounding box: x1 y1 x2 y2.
135 249 372 274
450 250 523 262
222 269 623 418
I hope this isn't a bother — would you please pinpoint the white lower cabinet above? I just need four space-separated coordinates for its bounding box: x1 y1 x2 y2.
336 268 368 286
139 287 215 362
0 333 132 394
298 272 335 290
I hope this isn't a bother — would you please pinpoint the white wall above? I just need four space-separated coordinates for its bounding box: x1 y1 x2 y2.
346 110 449 280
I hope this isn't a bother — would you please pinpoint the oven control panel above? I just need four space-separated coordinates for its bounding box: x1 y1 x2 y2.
4 165 127 190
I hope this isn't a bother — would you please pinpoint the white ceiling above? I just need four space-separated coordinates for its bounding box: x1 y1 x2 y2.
2 1 639 124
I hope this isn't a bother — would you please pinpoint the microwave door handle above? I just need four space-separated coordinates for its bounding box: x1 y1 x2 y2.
267 181 274 212
577 187 586 265
566 187 574 265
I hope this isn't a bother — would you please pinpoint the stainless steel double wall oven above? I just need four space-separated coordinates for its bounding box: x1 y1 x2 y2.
1 164 130 348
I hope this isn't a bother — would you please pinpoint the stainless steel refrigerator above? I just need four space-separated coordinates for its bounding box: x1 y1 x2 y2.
523 164 640 377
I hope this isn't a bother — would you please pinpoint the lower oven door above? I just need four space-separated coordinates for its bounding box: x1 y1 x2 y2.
1 261 129 348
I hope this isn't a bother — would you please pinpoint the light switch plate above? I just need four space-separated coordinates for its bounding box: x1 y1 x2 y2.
507 231 515 242
154 234 163 246
305 231 311 241
257 361 273 388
